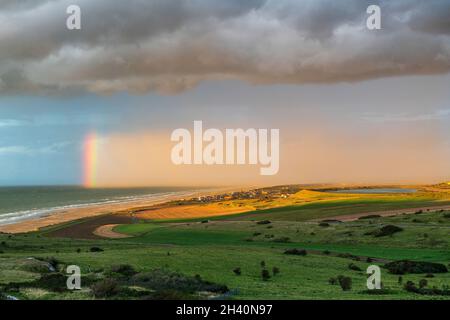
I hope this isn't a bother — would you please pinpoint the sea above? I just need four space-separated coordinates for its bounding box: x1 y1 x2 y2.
0 186 207 226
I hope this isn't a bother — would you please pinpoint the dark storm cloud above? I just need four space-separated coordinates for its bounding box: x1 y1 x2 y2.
0 0 449 95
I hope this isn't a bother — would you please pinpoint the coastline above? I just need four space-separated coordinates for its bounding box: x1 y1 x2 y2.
0 187 244 234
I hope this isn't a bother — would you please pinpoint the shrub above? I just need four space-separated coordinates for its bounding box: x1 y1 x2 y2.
374 225 403 237
272 237 291 243
110 264 137 277
91 278 119 298
131 269 228 294
233 267 241 276
366 257 373 263
323 250 331 255
348 263 362 271
338 275 352 291
253 232 262 237
261 269 271 281
328 277 337 285
33 273 67 292
384 260 448 274
272 267 280 276
358 215 381 220
260 261 266 268
256 220 271 225
419 279 428 289
425 273 434 278
284 248 307 256
90 247 104 252
318 222 329 227
398 276 403 284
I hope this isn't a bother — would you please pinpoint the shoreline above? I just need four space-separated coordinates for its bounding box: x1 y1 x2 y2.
0 187 244 234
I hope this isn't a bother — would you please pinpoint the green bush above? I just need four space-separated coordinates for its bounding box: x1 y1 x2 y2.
261 269 271 281
419 279 428 289
348 263 362 271
385 260 448 274
131 269 228 294
91 278 119 298
233 267 241 276
375 225 403 237
272 267 280 276
272 237 291 243
358 215 381 220
284 248 307 256
338 275 352 291
256 220 271 225
33 273 67 292
109 264 137 277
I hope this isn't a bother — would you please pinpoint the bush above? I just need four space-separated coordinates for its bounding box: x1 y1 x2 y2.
253 232 262 237
110 264 137 277
385 260 448 274
338 275 352 291
284 248 307 256
272 237 291 243
260 261 266 268
323 250 331 255
272 267 280 276
261 269 271 281
375 225 403 237
328 277 337 285
233 267 241 276
419 279 428 289
318 222 330 227
131 269 228 294
91 278 119 298
256 220 271 225
425 273 434 278
348 263 362 271
358 215 381 220
90 247 104 252
33 273 67 292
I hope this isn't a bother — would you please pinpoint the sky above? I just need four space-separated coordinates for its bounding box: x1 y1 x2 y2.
0 0 449 187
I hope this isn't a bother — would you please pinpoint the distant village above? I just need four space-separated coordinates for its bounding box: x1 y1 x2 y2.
174 185 303 205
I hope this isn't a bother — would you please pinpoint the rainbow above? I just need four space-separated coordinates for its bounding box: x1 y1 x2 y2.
83 132 99 188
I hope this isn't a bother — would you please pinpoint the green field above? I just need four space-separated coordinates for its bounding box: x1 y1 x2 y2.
1 192 449 300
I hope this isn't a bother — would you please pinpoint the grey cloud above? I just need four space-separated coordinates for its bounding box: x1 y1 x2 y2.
362 109 450 122
0 0 449 95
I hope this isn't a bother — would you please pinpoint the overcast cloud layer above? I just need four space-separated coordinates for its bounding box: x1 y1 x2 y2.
0 0 449 95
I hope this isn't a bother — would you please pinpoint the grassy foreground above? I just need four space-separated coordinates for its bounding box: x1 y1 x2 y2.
0 187 449 300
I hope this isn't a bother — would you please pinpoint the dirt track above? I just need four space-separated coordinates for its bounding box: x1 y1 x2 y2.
44 214 133 239
93 224 131 239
